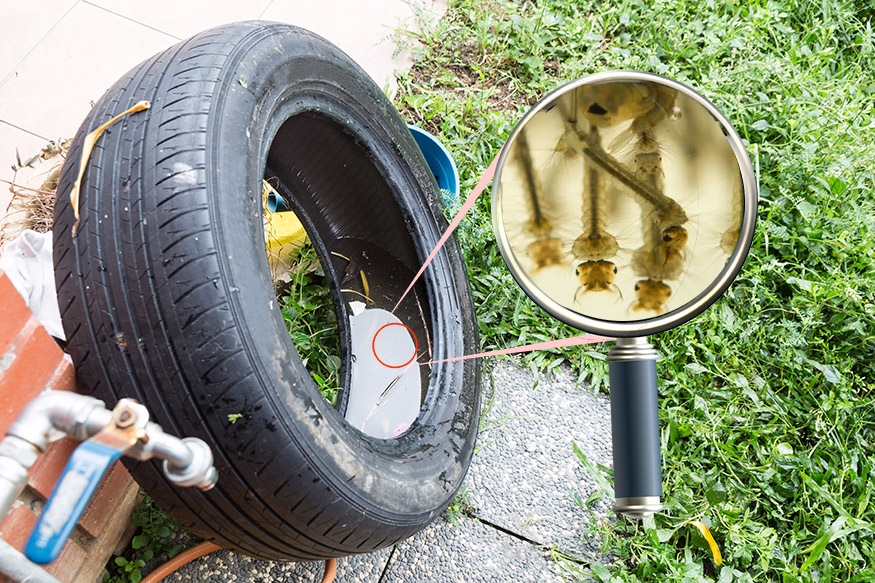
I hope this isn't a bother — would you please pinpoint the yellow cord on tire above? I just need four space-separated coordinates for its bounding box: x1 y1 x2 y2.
70 100 150 237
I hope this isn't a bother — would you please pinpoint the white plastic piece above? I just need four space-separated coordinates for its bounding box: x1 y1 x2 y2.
345 307 420 439
0 230 64 340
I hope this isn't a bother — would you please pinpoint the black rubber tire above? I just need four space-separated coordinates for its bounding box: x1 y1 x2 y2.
52 21 480 561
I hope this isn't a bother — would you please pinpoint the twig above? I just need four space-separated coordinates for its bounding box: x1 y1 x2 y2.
378 375 403 403
340 288 375 304
0 179 56 196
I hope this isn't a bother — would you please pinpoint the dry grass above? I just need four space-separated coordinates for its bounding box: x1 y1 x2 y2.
0 139 68 250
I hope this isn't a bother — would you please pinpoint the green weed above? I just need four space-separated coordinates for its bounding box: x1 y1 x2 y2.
277 240 342 406
103 494 188 583
396 0 875 580
444 483 477 525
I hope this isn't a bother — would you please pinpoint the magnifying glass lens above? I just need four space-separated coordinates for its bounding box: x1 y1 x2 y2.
492 73 757 519
493 75 754 337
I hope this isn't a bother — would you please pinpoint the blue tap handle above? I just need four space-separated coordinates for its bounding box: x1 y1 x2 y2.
25 440 122 564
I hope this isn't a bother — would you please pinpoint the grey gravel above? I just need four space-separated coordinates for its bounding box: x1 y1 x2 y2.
465 359 614 559
162 546 392 583
380 516 567 583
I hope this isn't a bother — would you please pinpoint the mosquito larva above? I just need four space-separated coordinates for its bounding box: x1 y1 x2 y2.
721 170 744 255
630 131 687 281
581 137 688 232
564 124 622 300
514 129 552 237
544 94 622 300
632 220 687 281
513 128 564 270
574 260 620 301
553 93 686 232
629 85 679 134
626 104 687 314
551 99 619 261
554 89 585 159
527 238 564 270
632 279 672 313
572 127 620 261
587 83 687 234
579 82 668 128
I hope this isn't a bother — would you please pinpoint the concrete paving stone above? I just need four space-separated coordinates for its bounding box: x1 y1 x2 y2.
381 516 567 583
0 2 176 140
465 359 614 559
159 358 611 583
0 0 78 86
85 0 273 41
162 545 393 583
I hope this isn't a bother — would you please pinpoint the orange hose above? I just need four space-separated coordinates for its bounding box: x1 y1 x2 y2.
321 558 338 583
140 541 338 583
140 541 220 583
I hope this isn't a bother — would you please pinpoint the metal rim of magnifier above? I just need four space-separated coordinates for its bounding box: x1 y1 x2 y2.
492 71 758 338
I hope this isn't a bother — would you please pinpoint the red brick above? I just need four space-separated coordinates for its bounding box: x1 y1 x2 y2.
79 461 133 537
27 437 79 501
0 504 90 583
27 439 135 536
0 272 140 583
0 272 31 356
0 505 42 583
44 533 88 583
0 316 65 389
44 357 78 394
0 503 39 552
0 319 49 435
0 319 66 435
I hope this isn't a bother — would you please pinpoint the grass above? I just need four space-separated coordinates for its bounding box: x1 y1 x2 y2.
276 239 343 406
102 493 191 583
394 1 875 581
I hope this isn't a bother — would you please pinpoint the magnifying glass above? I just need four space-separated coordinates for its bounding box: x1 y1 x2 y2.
492 72 757 519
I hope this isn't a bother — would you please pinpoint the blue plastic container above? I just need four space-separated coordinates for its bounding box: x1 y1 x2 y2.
407 125 460 206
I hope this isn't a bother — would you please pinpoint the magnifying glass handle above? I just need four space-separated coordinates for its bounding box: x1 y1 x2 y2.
607 337 664 519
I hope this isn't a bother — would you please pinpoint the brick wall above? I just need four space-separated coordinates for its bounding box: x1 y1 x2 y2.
0 272 140 583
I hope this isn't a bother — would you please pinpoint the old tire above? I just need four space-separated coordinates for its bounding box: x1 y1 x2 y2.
52 21 480 561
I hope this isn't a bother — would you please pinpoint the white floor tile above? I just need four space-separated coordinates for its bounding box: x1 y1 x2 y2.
0 2 176 140
0 0 79 86
0 0 447 227
85 0 273 40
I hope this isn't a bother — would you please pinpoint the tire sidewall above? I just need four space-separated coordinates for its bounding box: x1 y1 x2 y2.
158 25 479 520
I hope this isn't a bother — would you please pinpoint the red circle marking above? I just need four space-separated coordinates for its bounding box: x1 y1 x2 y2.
372 323 418 369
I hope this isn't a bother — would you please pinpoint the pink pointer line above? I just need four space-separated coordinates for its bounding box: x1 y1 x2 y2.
392 152 502 313
420 334 614 366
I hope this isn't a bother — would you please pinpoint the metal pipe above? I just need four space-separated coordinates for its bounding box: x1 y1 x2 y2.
0 390 217 581
0 461 28 523
127 423 193 467
6 392 107 451
0 539 63 583
0 436 41 520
